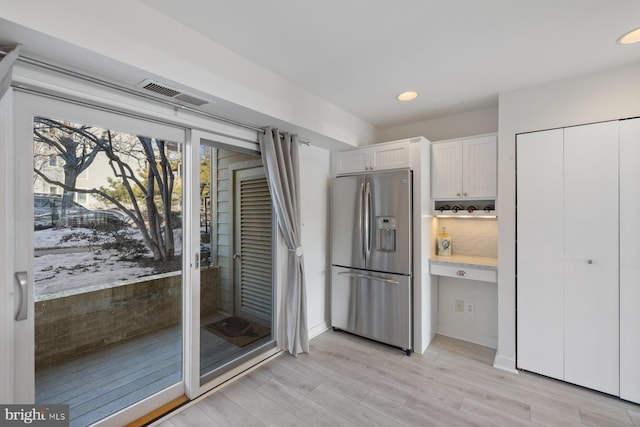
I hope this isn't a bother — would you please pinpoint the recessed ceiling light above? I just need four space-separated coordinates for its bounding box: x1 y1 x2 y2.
397 91 418 101
618 27 640 45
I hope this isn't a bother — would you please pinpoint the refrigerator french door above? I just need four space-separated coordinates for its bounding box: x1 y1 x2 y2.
331 169 412 353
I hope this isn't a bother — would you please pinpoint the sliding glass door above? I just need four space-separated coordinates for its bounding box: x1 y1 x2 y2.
13 92 187 426
193 135 277 390
10 93 280 425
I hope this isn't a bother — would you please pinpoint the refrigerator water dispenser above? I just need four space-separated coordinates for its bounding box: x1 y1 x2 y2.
376 216 397 252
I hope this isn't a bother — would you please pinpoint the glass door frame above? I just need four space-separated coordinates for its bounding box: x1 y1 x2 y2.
12 91 188 426
186 130 281 399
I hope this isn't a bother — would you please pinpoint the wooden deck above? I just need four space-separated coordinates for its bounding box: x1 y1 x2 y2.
36 319 271 427
157 330 640 427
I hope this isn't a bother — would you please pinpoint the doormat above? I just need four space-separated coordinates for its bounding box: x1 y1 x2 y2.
203 316 270 348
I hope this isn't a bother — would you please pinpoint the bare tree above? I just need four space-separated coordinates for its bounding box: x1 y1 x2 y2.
33 117 102 223
34 120 180 262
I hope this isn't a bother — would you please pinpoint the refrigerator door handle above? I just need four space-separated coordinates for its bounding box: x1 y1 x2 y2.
364 181 372 259
337 271 400 285
359 181 365 261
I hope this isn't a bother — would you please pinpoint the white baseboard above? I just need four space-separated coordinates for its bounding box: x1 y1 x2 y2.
437 325 497 349
308 321 329 340
493 354 518 374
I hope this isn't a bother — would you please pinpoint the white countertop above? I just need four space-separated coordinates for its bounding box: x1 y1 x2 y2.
430 255 498 270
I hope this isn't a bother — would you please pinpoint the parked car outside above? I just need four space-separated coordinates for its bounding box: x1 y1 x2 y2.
34 193 130 229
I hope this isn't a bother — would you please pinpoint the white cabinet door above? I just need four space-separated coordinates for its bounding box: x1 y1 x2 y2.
463 135 497 198
431 140 463 198
334 141 410 175
563 122 619 395
516 129 564 380
431 135 497 199
369 141 411 171
620 118 640 404
334 149 369 175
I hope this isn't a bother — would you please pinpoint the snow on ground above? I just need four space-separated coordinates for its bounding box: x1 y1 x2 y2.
34 227 182 297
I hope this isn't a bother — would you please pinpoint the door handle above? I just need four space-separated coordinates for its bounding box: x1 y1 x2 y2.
15 271 28 321
359 182 365 260
364 181 372 258
338 271 400 285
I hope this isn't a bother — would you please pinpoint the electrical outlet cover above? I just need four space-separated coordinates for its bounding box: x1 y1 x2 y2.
465 301 475 314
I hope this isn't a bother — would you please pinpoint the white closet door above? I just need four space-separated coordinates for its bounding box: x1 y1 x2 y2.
516 129 564 379
563 122 619 395
620 118 640 404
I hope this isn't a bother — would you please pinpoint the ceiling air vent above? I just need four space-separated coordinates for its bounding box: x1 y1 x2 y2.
136 79 209 107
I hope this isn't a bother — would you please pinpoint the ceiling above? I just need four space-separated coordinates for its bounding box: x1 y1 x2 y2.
139 0 640 129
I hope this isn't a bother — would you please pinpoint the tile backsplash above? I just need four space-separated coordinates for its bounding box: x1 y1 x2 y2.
436 217 497 258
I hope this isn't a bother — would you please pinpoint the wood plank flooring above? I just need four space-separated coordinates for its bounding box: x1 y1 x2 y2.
156 330 640 427
36 318 271 427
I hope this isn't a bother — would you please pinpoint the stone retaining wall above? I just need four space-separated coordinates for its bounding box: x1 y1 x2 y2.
35 266 219 369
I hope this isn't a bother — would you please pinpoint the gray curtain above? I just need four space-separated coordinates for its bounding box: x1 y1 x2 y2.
0 44 21 99
259 127 309 355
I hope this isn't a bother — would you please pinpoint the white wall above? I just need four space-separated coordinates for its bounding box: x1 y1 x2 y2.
496 60 640 371
437 277 498 348
376 106 498 143
299 145 331 337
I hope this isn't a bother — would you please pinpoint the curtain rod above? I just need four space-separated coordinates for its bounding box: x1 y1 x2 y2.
0 47 311 145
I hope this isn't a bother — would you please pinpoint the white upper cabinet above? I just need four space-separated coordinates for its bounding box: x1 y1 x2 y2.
431 134 497 199
334 140 411 175
430 140 463 198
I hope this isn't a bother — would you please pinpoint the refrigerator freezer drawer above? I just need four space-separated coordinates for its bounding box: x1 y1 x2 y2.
331 266 412 351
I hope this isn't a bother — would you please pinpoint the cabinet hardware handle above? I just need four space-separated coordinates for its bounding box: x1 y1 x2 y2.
457 193 461 196
456 270 466 277
463 192 468 196
587 259 593 264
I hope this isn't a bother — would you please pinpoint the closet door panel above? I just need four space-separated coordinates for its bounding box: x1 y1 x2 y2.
563 122 619 395
516 129 564 379
620 118 640 404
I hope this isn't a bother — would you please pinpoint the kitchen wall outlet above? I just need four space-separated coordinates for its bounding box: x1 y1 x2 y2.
465 301 475 314
455 299 464 312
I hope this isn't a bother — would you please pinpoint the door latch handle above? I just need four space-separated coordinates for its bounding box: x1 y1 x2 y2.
15 271 27 321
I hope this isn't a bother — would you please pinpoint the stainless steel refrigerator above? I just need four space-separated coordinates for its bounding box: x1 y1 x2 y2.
331 169 412 354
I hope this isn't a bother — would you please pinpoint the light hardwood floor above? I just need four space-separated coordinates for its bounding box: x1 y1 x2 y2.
156 330 640 427
36 319 270 427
